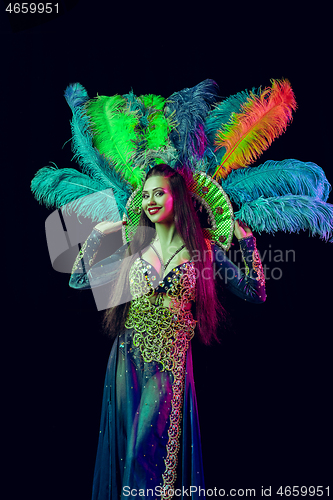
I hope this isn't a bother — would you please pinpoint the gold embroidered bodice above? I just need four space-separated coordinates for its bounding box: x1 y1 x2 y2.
124 257 197 372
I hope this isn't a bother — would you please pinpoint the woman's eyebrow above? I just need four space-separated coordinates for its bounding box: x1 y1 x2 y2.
142 187 166 193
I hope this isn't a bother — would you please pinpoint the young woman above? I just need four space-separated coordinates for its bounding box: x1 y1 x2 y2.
70 164 266 499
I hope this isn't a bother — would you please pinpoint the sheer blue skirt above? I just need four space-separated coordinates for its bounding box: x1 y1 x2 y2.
91 328 205 499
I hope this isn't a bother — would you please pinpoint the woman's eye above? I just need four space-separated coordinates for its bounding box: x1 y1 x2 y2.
142 191 164 199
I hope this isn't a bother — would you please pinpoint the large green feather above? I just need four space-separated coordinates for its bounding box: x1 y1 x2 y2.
85 95 144 188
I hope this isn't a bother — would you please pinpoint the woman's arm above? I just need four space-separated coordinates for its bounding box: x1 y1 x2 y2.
69 221 129 290
212 221 266 303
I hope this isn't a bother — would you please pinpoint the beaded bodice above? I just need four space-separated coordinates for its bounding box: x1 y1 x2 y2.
124 257 197 372
128 257 196 299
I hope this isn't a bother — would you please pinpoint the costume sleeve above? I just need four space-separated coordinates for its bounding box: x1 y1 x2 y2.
211 235 266 303
69 228 130 290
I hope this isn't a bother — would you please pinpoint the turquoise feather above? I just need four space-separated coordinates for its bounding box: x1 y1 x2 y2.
65 84 124 185
64 83 132 212
31 82 132 220
235 195 333 241
222 159 331 204
68 101 132 197
205 89 252 144
31 166 123 222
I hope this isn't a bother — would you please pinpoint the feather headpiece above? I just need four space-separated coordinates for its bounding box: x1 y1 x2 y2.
31 79 332 245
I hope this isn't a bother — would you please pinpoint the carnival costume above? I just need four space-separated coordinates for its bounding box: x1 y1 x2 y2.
31 79 332 499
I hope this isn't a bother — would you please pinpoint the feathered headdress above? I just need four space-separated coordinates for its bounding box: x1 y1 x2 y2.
31 79 333 247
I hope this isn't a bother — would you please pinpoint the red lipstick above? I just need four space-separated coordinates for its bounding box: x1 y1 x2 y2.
148 207 161 215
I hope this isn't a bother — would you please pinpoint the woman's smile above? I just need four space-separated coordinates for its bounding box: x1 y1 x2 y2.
147 206 162 215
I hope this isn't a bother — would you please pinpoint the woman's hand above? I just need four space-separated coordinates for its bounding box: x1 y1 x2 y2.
234 220 253 240
94 220 123 235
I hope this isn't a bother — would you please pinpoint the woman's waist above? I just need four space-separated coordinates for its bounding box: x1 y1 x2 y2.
125 297 196 331
129 290 194 310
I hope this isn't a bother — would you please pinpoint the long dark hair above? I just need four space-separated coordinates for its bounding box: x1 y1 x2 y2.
103 164 224 345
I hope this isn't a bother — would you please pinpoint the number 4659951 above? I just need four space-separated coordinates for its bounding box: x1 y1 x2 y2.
6 3 59 14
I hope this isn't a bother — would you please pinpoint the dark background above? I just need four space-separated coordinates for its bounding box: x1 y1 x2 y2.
2 1 331 498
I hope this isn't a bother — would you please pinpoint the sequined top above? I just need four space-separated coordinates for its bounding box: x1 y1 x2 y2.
124 257 197 372
69 229 266 367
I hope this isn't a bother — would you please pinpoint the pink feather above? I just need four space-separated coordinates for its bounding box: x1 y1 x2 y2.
212 79 297 181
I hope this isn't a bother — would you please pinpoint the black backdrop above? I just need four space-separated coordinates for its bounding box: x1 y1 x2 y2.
2 1 332 498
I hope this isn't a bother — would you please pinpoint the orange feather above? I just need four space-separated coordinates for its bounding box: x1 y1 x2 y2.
212 79 297 181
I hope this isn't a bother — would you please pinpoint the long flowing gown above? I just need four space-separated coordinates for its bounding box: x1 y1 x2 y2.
69 229 266 499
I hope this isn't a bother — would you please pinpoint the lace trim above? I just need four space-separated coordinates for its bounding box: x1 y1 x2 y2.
240 236 265 287
252 247 265 287
71 232 103 274
71 240 88 274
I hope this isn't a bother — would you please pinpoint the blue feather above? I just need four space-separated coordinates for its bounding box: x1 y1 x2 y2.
64 82 90 110
165 79 219 166
222 159 331 204
31 166 123 222
235 195 333 241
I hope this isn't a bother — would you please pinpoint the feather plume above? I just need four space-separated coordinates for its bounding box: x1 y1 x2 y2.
31 84 132 220
205 89 252 146
222 159 331 204
84 92 174 188
63 84 132 209
136 96 172 151
132 146 179 171
123 89 141 107
138 94 166 111
84 95 145 188
212 79 297 180
120 92 176 171
204 89 253 173
166 79 219 166
31 166 127 222
235 195 333 241
145 111 171 150
64 82 90 109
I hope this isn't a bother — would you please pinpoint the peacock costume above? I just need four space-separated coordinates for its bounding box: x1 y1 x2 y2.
31 79 332 499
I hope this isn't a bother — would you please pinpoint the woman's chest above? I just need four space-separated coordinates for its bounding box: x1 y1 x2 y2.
141 244 191 279
128 257 196 306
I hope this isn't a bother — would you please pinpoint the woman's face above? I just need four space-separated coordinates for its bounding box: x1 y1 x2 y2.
142 175 174 224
